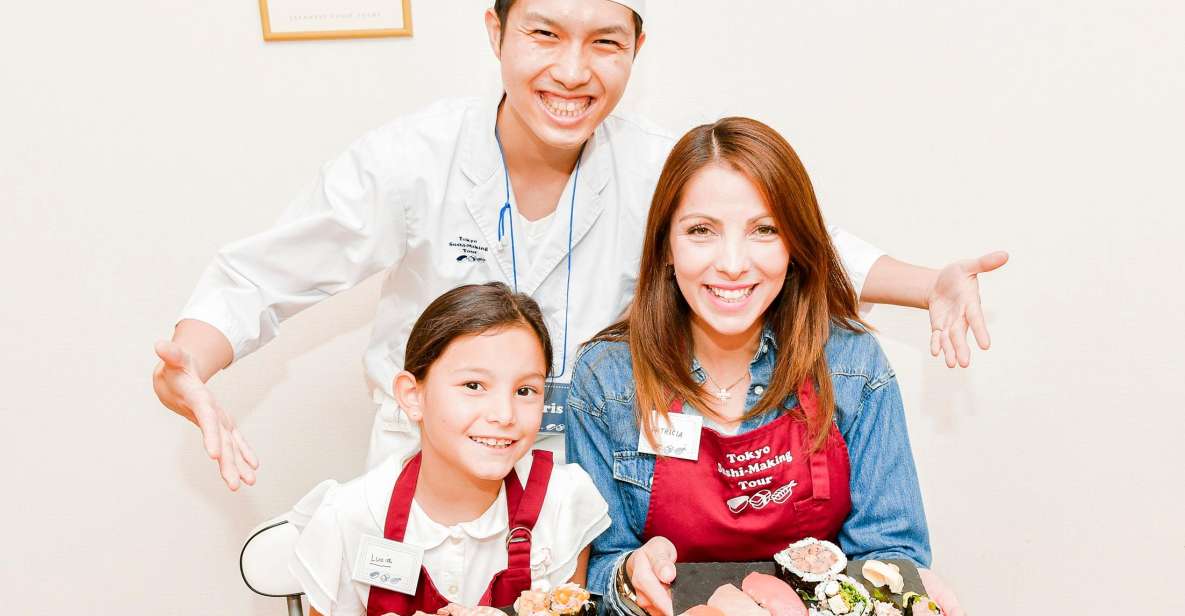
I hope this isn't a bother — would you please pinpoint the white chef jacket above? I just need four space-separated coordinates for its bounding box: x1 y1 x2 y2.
289 450 610 615
179 95 884 464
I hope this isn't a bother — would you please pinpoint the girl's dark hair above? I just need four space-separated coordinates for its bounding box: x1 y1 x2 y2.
403 282 553 380
492 0 644 44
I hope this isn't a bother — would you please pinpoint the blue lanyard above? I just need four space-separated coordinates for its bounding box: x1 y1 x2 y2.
494 129 581 379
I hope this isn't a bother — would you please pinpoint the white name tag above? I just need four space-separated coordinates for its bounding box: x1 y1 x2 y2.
351 535 424 595
637 412 702 461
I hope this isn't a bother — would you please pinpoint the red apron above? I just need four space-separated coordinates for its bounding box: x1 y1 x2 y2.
367 450 554 616
642 380 852 562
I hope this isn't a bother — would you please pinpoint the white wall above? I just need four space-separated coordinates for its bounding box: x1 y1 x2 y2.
2 1 1182 614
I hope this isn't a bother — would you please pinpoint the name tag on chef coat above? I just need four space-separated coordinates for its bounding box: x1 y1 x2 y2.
352 535 424 595
539 381 569 434
637 412 702 461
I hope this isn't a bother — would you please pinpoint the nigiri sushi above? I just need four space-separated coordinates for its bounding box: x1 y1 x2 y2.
708 583 771 616
741 572 807 616
682 606 728 616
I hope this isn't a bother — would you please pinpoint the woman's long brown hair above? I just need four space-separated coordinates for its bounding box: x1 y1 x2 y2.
593 117 867 453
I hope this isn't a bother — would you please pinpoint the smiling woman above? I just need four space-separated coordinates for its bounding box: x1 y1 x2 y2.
564 118 963 615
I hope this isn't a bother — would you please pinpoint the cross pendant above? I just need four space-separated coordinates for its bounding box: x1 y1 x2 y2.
716 388 730 401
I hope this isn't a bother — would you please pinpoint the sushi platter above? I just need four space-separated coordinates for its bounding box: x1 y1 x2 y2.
671 538 943 616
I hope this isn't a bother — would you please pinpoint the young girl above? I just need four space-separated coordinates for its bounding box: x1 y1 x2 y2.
290 282 610 615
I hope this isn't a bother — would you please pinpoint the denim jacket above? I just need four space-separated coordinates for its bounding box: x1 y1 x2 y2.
564 323 931 606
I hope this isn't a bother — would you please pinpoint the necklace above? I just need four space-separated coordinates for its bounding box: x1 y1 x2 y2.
699 363 749 401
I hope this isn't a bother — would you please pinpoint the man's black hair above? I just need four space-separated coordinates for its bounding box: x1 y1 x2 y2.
492 0 644 45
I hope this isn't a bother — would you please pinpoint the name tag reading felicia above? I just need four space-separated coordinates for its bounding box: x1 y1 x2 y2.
637 412 702 461
352 535 424 595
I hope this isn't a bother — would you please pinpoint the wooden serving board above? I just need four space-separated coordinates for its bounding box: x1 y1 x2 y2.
672 559 924 614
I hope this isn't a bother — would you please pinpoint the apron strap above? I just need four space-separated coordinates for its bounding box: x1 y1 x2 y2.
505 450 554 571
383 452 423 541
798 379 830 500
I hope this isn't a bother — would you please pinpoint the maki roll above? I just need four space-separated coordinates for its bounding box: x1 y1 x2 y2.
548 583 595 616
774 538 848 595
510 583 596 616
813 575 872 616
901 593 943 616
870 602 904 616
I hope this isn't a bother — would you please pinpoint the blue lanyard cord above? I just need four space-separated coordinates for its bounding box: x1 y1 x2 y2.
496 204 518 291
551 152 580 380
493 126 580 380
495 129 519 291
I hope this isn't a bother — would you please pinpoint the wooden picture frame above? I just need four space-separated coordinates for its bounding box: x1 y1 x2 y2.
259 0 412 41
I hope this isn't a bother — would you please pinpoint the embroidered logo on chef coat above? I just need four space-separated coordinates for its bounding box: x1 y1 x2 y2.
449 235 488 264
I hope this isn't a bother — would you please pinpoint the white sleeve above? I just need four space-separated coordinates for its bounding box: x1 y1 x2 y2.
288 486 365 616
828 224 884 299
179 127 409 360
537 464 612 587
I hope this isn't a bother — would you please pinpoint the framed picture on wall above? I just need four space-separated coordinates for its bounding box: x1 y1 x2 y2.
259 0 412 41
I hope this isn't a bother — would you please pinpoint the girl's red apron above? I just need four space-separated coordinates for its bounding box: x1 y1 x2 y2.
366 450 553 615
642 381 852 561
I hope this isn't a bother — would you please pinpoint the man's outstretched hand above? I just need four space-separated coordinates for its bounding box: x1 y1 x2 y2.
153 339 258 490
927 251 1009 368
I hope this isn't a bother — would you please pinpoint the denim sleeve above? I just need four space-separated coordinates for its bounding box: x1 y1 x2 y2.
837 372 933 567
564 349 645 597
598 551 640 615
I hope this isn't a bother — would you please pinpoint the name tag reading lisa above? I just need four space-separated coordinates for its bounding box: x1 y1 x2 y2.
637 412 702 461
352 535 424 595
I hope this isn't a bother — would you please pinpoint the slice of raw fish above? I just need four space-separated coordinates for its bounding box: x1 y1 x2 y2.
708 584 771 616
862 560 905 594
682 606 728 616
741 572 808 616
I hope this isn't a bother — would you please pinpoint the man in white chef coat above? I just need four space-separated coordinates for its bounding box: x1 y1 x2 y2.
152 0 1007 491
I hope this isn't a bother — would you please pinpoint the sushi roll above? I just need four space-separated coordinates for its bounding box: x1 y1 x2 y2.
511 584 596 616
813 575 872 616
870 602 904 616
901 593 943 616
774 538 848 595
548 582 596 616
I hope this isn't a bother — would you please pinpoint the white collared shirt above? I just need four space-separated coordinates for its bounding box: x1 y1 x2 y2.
289 449 610 615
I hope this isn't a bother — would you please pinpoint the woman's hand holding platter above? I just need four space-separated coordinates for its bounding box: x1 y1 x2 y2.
919 568 966 616
627 536 679 616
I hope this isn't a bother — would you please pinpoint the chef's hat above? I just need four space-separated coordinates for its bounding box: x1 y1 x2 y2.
609 0 646 22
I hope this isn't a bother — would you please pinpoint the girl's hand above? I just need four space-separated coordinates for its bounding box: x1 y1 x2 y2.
926 251 1009 368
918 568 966 616
626 537 678 616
